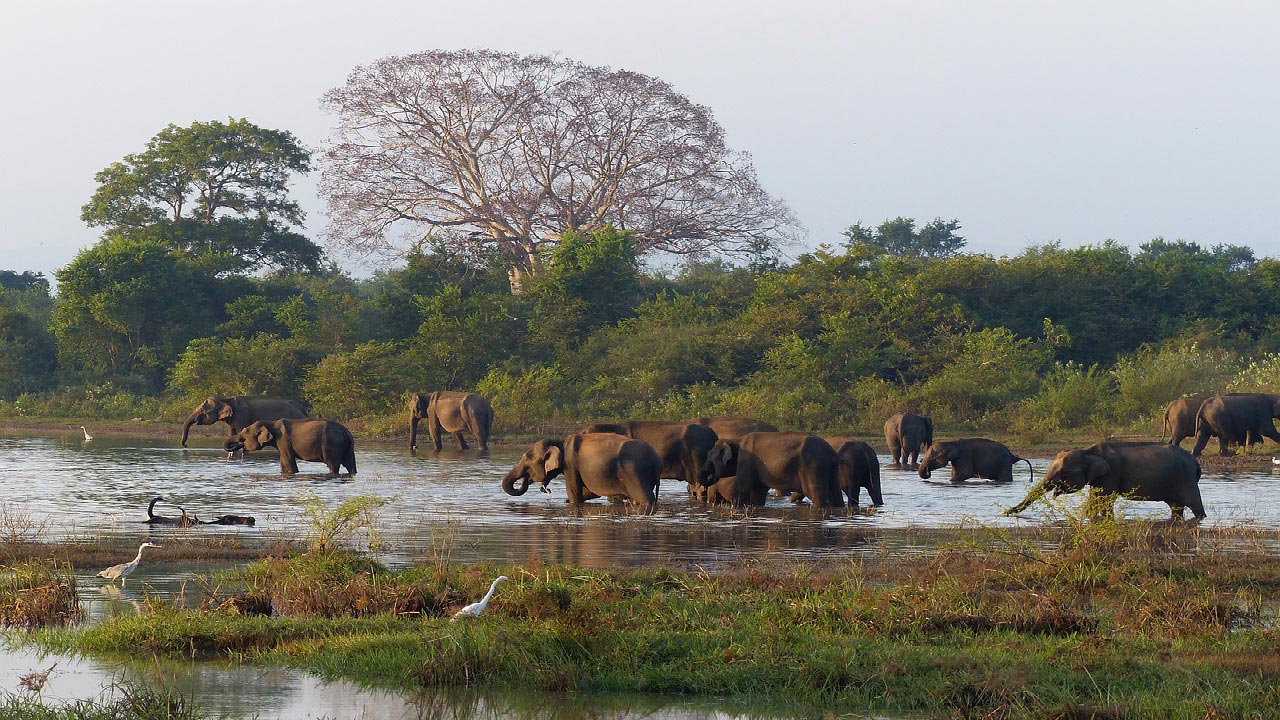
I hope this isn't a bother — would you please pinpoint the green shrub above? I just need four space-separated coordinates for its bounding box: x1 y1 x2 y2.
477 367 567 432
1111 341 1240 422
1008 362 1116 437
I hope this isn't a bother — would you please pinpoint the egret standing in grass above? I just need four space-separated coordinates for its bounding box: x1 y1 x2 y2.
450 576 508 621
97 542 160 585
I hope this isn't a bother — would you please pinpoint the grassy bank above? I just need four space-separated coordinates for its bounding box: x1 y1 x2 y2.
27 521 1280 719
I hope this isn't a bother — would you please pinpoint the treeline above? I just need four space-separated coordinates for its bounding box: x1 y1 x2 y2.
1 229 1277 438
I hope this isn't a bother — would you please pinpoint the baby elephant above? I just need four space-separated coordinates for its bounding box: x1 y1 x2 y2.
918 438 1032 484
225 419 356 476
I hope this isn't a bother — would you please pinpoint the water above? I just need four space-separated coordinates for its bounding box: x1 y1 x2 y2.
2 431 1277 570
3 429 1278 718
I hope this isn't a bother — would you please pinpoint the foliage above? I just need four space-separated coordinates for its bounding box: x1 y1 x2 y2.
50 236 219 391
303 341 412 418
297 494 388 552
476 367 566 432
1009 362 1116 439
0 559 80 627
82 118 318 274
1111 342 1241 421
1228 352 1280 394
844 216 967 258
167 334 322 403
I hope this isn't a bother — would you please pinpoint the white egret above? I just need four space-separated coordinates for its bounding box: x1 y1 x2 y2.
80 426 93 441
97 542 160 585
450 576 508 621
1273 457 1280 465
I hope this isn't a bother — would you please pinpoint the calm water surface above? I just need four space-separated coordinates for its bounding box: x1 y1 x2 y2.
2 429 1277 718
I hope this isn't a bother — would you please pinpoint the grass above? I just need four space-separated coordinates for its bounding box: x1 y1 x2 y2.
29 519 1280 718
0 680 215 720
0 559 80 627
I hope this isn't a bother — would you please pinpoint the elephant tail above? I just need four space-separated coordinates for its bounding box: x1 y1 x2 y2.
1013 456 1034 485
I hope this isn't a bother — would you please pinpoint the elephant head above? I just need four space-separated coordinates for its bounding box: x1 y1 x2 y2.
698 441 739 486
407 392 431 449
1042 449 1109 497
181 396 234 447
917 442 958 479
224 421 276 454
502 439 565 495
1006 448 1108 516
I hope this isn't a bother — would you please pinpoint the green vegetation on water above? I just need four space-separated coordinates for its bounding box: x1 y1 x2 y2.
27 521 1280 719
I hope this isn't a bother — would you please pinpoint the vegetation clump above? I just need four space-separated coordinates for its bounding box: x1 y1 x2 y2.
36 523 1280 718
0 559 80 627
0 680 210 720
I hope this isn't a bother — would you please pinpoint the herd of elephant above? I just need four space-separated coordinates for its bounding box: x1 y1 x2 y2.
172 390 1280 523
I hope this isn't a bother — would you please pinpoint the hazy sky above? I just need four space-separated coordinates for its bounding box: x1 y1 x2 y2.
3 1 1278 281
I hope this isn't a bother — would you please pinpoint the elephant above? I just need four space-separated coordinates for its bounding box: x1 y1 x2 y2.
1161 396 1210 447
698 432 844 508
1004 441 1204 522
918 438 1032 484
689 416 779 443
884 412 933 468
408 391 494 451
502 433 660 508
581 421 718 498
1191 393 1280 457
824 437 883 506
224 418 356 476
180 395 308 447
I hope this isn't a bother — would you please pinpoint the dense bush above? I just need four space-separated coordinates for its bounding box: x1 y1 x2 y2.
4 227 1280 436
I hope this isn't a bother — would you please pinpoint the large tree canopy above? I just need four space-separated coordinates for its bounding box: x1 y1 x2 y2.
81 118 321 274
320 49 800 291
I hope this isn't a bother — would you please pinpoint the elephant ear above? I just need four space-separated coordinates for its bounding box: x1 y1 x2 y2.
544 444 564 476
217 402 235 421
1082 454 1111 485
254 423 273 446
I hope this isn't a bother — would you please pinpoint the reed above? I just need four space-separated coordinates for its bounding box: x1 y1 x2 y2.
0 559 80 627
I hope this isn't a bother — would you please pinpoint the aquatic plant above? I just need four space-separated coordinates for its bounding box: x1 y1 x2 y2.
0 559 80 627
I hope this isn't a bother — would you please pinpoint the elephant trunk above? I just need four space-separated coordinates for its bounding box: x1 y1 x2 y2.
503 470 532 496
1005 481 1047 516
867 476 884 507
918 465 932 479
180 413 201 448
409 413 419 449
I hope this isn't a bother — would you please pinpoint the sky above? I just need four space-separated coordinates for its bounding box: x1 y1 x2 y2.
2 0 1279 282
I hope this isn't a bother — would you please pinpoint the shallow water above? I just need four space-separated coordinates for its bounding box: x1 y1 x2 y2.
3 429 1274 719
3 431 1280 572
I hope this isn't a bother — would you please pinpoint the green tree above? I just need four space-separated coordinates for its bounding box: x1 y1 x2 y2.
529 227 642 345
51 236 218 389
843 217 966 259
0 307 56 397
82 118 319 274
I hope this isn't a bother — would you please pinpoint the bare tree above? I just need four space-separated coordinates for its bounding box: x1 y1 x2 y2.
320 49 801 292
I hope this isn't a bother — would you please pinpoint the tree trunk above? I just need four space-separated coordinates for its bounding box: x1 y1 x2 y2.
505 239 542 295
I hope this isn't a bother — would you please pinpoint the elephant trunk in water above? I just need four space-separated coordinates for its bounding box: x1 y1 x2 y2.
502 470 532 496
180 413 202 448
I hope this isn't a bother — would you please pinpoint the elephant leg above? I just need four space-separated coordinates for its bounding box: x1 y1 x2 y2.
1167 503 1186 521
788 491 807 504
279 450 300 475
565 472 588 504
343 449 357 474
888 439 902 467
994 464 1014 483
1217 434 1234 457
452 430 469 450
431 422 444 451
1190 428 1212 458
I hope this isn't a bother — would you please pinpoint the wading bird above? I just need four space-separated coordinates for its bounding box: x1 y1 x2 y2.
450 576 508 621
80 426 93 441
97 542 160 585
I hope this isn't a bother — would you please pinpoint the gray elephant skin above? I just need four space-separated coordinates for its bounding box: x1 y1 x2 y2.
502 433 661 508
1161 396 1210 447
918 438 1031 484
824 437 883 506
581 421 718 498
1005 441 1204 521
688 416 778 443
181 395 308 447
409 391 494 451
1191 393 1280 457
224 419 356 476
884 412 933 468
699 432 844 508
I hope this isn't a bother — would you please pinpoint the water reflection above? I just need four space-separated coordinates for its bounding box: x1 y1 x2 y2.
0 643 869 720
